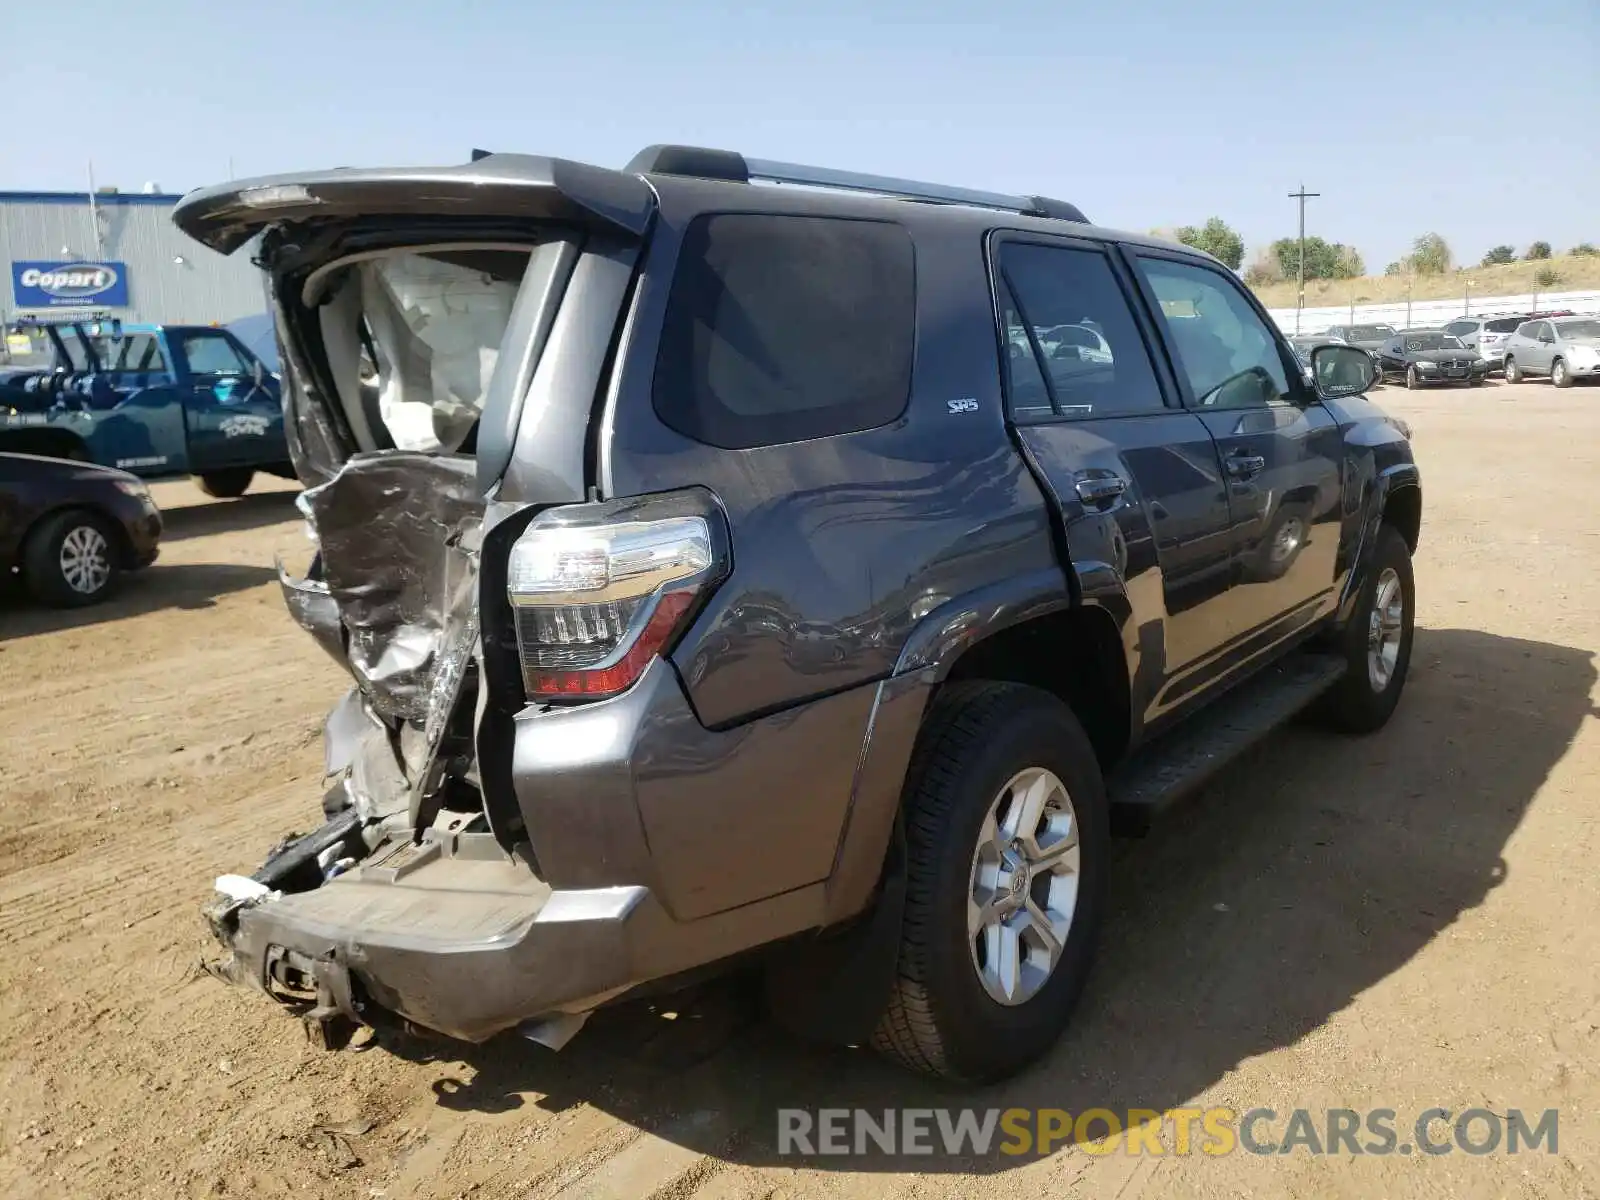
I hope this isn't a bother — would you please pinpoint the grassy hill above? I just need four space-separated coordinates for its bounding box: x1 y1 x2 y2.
1248 252 1600 310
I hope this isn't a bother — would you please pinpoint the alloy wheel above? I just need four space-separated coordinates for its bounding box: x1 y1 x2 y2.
59 525 111 596
967 767 1081 1006
1366 566 1404 692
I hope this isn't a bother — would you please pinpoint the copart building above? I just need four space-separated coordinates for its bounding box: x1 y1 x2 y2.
1 185 266 328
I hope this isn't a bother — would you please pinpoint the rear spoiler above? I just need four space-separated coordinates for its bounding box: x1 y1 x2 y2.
172 154 657 254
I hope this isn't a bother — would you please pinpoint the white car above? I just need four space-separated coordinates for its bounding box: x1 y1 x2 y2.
1502 317 1600 388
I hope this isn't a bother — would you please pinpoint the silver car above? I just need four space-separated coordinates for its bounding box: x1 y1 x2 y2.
1502 317 1600 387
1441 314 1524 372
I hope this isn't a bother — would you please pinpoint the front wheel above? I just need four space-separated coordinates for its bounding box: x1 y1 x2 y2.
1504 357 1522 384
1552 357 1573 389
1315 524 1415 734
1406 365 1422 390
195 468 254 499
871 682 1108 1082
22 509 120 607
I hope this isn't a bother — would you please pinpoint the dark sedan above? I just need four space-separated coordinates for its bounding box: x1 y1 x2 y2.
0 453 162 606
1376 331 1488 389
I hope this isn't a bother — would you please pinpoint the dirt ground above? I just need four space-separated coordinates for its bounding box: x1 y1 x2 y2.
2 379 1597 1200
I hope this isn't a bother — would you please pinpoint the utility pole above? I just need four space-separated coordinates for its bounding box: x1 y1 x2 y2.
1288 184 1319 333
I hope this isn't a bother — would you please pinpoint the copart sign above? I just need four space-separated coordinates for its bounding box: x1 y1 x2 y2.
11 261 130 309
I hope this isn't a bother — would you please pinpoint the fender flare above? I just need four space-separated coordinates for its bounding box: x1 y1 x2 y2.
1338 461 1421 626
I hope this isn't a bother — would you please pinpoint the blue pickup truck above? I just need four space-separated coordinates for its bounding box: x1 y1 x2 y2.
0 316 292 497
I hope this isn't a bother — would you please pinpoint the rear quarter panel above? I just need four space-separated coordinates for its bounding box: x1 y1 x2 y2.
600 190 1062 731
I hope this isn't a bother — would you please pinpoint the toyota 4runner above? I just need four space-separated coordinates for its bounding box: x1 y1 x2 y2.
176 144 1420 1082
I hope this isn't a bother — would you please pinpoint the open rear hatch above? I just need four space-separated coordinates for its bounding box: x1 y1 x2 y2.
174 156 658 1041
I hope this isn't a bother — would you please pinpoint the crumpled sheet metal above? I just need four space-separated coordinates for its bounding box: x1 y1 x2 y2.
276 557 348 670
300 450 484 724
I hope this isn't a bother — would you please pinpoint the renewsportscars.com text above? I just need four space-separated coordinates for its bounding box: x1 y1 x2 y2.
776 1106 1559 1158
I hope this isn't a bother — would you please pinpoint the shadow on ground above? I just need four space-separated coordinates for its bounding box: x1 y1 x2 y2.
378 627 1594 1173
0 561 277 638
157 489 301 543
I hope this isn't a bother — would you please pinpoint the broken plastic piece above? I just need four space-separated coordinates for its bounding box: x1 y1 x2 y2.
519 1011 589 1052
215 874 273 902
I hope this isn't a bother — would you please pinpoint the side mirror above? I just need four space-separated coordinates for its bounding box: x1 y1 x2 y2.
1309 343 1376 399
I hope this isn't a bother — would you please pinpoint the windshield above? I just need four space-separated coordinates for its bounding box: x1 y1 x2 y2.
1555 319 1600 339
1348 325 1397 341
1403 333 1465 351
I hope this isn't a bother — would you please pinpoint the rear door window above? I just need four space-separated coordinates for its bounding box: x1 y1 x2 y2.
996 241 1165 419
652 214 914 449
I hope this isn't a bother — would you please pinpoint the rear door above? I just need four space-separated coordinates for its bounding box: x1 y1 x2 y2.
1128 250 1344 653
174 328 283 470
995 235 1239 728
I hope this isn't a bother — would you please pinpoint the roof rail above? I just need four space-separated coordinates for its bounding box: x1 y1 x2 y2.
625 144 1088 224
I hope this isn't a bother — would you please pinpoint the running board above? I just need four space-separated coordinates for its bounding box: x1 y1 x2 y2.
1107 652 1347 835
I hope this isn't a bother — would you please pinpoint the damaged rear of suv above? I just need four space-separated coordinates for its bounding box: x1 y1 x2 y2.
178 144 1419 1081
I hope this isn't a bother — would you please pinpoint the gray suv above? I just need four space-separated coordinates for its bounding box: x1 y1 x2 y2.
177 144 1420 1082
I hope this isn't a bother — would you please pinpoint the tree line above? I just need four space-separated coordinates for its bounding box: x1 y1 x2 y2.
1158 219 1596 284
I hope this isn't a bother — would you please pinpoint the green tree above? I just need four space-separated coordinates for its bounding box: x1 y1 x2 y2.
1481 245 1516 266
1384 261 1404 276
1526 241 1552 260
1270 236 1364 281
1571 243 1598 257
1409 233 1452 275
1174 217 1245 270
1534 267 1561 289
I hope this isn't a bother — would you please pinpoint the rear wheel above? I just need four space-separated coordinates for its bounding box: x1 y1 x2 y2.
1504 357 1522 384
1551 357 1572 389
22 509 119 607
195 468 254 499
871 682 1108 1082
1315 524 1414 734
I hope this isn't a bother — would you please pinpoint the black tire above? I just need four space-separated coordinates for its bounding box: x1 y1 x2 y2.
871 682 1109 1082
195 468 254 499
22 509 120 608
1315 524 1414 734
1503 357 1521 384
1551 357 1572 389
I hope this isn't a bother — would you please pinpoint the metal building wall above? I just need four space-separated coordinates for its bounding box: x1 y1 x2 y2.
0 193 267 325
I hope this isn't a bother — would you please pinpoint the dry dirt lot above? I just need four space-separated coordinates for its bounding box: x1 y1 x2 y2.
2 380 1597 1200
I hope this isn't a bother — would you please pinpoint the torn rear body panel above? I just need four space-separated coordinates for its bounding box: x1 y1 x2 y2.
175 153 915 1052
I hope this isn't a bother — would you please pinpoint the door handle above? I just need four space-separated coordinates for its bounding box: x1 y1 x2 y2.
1074 473 1128 508
1225 452 1266 479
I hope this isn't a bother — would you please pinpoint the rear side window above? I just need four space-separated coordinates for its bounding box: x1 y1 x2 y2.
652 214 915 449
998 242 1164 419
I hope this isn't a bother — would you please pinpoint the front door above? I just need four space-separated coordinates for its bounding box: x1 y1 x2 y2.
175 329 281 470
1129 251 1345 660
994 236 1239 733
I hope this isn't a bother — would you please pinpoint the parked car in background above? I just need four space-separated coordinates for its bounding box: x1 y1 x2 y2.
1502 317 1600 387
1323 323 1398 354
0 452 162 606
1440 315 1524 373
1376 330 1487 389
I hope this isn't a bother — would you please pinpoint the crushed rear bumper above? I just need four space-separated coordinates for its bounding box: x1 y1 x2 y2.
203 818 662 1045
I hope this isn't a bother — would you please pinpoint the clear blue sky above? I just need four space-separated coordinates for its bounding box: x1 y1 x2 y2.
7 0 1596 270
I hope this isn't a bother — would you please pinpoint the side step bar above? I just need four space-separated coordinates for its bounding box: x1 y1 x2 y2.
1107 653 1347 835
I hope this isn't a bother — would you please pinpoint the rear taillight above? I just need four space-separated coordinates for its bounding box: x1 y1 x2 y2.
506 511 718 701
